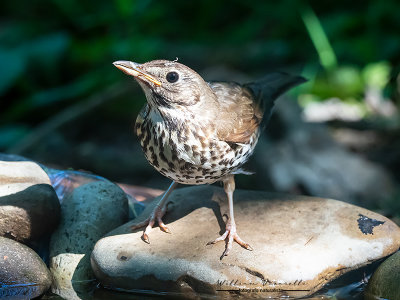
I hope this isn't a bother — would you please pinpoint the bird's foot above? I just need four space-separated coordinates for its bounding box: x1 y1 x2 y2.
207 218 253 259
130 202 171 244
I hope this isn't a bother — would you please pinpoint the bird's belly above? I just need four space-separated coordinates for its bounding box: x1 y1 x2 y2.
136 120 257 185
149 142 254 185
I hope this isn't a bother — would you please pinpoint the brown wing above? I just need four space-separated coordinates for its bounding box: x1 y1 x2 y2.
209 82 262 144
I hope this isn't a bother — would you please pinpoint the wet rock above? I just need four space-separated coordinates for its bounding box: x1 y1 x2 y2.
91 186 400 299
49 180 129 299
365 251 400 300
0 160 60 244
0 237 52 299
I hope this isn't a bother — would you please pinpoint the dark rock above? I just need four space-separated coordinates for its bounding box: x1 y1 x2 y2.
0 161 60 244
91 186 400 298
49 179 129 299
365 251 400 300
0 237 52 299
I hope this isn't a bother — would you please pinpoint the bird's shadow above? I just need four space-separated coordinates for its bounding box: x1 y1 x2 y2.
121 186 228 237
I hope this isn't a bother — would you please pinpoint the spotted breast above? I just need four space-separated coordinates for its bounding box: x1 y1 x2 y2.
135 86 259 185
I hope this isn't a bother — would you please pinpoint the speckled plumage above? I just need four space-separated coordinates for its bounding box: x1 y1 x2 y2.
113 59 305 258
134 83 258 186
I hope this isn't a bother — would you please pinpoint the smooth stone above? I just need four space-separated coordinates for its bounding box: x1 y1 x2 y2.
0 161 60 243
91 186 400 299
49 180 129 299
0 237 52 299
364 251 400 300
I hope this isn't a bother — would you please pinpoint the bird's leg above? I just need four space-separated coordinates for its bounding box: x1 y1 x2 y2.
207 175 253 259
131 181 178 243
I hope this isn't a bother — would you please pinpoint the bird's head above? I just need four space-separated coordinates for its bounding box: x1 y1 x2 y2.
113 59 214 110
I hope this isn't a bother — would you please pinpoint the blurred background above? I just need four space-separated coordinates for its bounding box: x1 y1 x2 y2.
1 0 399 221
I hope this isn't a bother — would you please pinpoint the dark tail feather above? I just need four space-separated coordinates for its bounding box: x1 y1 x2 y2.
245 72 307 127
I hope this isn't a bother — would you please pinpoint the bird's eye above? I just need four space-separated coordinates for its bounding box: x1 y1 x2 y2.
166 71 179 83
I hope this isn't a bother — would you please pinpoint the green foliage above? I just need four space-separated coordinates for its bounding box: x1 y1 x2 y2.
0 0 400 149
0 48 25 94
301 5 337 71
362 61 391 89
300 4 397 116
302 62 391 102
0 125 29 149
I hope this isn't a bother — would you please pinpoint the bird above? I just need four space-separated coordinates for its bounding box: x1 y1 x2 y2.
113 59 305 258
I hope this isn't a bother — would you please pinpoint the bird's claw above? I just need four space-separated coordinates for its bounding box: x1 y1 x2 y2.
142 232 150 244
130 202 172 243
158 217 171 233
207 221 252 259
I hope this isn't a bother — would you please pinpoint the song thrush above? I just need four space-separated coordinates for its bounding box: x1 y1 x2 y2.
113 59 305 258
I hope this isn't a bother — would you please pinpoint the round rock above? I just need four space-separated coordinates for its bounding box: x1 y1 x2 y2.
0 237 52 298
0 160 60 243
91 186 400 299
365 250 400 300
49 179 128 299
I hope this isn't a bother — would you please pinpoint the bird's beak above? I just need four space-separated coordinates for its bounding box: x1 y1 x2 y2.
113 60 162 86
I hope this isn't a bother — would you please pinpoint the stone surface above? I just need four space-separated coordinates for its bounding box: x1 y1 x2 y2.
0 237 52 299
0 160 60 243
365 251 400 300
49 180 129 299
91 186 400 299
